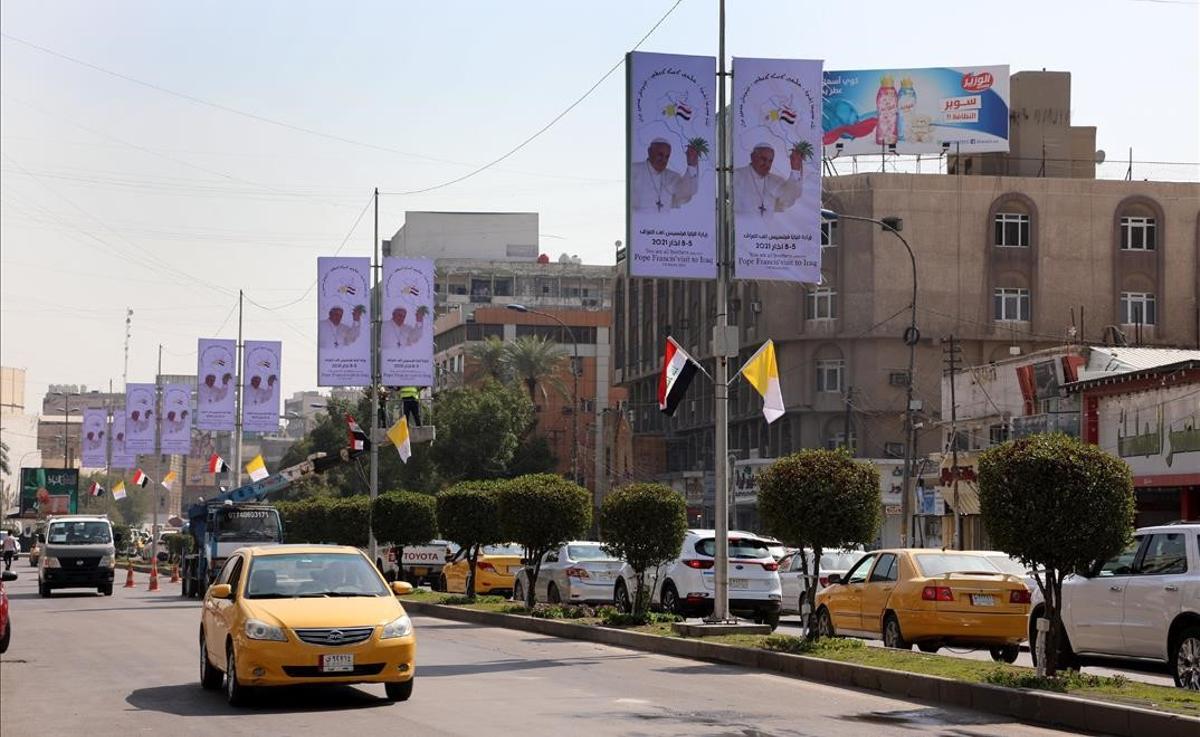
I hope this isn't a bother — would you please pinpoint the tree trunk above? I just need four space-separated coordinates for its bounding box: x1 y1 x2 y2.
526 554 543 608
634 570 647 614
1045 572 1064 677
465 544 479 601
805 547 822 640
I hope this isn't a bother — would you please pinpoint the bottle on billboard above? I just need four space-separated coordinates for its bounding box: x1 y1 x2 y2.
875 74 899 146
897 77 917 142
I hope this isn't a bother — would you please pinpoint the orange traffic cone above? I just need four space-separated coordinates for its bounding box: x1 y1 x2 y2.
170 562 180 584
123 558 136 588
148 559 160 592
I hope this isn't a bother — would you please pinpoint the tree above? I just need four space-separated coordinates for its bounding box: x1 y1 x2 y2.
436 481 502 600
507 434 558 477
503 335 567 404
599 483 687 614
431 381 533 482
371 491 437 575
497 473 591 607
276 496 372 547
468 336 510 382
978 433 1134 676
0 440 9 475
757 449 881 637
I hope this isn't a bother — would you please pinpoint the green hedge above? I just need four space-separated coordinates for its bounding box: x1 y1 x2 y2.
275 496 371 547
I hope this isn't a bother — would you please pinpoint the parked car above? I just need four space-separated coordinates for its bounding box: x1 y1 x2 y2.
613 529 783 629
513 541 623 605
199 544 417 705
814 549 1030 662
779 547 867 615
0 570 16 654
438 543 524 597
38 515 116 597
1028 523 1200 690
380 541 454 585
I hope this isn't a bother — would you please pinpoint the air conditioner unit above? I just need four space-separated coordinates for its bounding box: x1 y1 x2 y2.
889 371 910 387
751 301 762 313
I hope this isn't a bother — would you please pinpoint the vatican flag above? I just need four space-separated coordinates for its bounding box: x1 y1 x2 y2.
739 339 785 424
386 416 412 463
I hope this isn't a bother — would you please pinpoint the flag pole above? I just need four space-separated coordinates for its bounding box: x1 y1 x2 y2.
232 289 244 489
368 187 381 568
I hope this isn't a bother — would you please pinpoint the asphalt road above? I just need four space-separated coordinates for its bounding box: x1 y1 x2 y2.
2 570 1095 737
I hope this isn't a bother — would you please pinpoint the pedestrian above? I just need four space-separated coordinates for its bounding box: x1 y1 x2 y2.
400 386 421 426
1 532 17 571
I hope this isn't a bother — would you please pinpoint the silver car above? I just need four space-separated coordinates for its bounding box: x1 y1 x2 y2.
779 548 867 615
514 541 623 605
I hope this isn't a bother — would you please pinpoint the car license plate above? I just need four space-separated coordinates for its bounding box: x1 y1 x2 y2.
971 594 996 607
730 578 750 590
320 654 354 673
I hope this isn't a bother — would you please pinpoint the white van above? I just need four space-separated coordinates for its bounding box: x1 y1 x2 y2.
38 515 116 597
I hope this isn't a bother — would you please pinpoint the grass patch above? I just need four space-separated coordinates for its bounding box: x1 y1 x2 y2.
599 608 682 627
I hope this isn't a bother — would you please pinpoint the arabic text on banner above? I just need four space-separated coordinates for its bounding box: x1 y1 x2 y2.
380 257 435 387
317 257 371 386
242 340 282 433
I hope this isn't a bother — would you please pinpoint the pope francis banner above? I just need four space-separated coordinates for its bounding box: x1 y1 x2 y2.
80 408 108 468
160 383 192 454
110 414 136 469
196 338 236 431
318 257 371 386
731 57 824 283
243 340 282 433
626 50 717 280
380 257 434 387
124 383 157 454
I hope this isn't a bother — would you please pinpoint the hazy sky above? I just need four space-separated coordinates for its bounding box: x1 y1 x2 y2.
2 0 1197 407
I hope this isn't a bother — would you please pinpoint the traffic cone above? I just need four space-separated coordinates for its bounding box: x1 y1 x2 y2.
170 562 180 584
148 559 160 592
123 558 135 588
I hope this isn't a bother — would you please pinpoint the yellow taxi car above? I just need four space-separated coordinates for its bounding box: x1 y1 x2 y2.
813 549 1031 662
438 543 524 596
199 544 416 706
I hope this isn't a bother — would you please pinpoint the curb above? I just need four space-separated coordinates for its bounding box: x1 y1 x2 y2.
401 600 1198 737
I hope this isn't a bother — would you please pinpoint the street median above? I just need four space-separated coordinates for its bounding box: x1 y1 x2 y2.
401 598 1199 737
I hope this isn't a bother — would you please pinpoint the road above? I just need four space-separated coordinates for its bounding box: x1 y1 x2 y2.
2 571 1094 737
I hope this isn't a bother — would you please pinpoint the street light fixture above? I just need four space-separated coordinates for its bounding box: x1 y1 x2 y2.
506 303 581 486
820 209 920 547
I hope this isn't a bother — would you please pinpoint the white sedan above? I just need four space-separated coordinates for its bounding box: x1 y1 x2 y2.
514 541 623 605
779 548 866 615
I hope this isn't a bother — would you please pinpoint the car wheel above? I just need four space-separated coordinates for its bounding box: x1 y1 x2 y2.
199 631 223 690
661 582 682 616
225 644 252 707
547 583 562 604
99 584 113 596
513 579 526 605
0 620 10 655
38 582 50 598
990 645 1020 663
883 614 911 650
815 607 836 638
759 611 780 631
918 642 940 654
1030 615 1079 671
385 677 414 702
436 574 448 593
1171 626 1200 691
614 580 632 613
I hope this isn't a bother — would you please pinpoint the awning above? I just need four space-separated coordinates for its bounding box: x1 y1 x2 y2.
941 484 982 515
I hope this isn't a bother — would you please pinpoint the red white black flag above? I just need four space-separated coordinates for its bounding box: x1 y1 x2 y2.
658 337 700 416
346 414 370 452
207 454 229 474
132 469 150 487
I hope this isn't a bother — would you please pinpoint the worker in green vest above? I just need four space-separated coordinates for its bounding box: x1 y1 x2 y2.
399 386 421 426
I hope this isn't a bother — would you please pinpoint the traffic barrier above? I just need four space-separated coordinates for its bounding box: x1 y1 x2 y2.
123 559 135 588
148 559 160 592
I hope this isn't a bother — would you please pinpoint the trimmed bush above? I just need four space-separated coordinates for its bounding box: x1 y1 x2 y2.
372 490 437 566
436 481 503 600
599 483 687 614
497 473 591 607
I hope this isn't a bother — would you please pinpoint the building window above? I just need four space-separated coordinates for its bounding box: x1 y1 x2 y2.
816 359 844 393
807 287 838 320
988 424 1010 445
1120 292 1157 325
883 441 904 458
1120 217 1156 251
993 212 1030 247
825 431 856 452
821 220 839 247
993 288 1030 322
493 278 513 297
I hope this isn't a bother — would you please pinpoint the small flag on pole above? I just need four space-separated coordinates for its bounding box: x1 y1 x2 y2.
246 454 269 482
739 339 785 424
113 481 127 500
658 337 701 416
347 414 369 452
207 453 229 474
132 469 150 487
386 416 412 463
161 470 177 491
89 481 105 497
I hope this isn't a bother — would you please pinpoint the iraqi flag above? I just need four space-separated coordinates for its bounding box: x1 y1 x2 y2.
658 337 700 417
132 469 150 487
207 454 229 474
347 414 370 452
89 481 105 497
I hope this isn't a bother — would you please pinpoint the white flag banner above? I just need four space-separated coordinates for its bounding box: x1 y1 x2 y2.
243 340 282 433
197 338 236 431
317 257 371 386
380 257 434 387
80 408 107 469
160 383 192 455
124 383 157 454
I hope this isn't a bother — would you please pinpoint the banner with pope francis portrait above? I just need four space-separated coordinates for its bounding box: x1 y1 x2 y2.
317 257 371 386
124 383 157 454
80 408 108 468
160 383 192 454
380 257 434 387
242 340 282 433
731 57 824 283
196 338 236 431
626 51 717 280
110 413 136 469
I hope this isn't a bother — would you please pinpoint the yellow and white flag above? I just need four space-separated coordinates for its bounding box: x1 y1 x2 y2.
386 416 412 463
112 481 127 500
245 454 269 482
740 339 785 424
161 470 178 491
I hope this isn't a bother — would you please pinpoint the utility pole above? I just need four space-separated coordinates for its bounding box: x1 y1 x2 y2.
123 308 133 392
155 345 163 539
942 335 962 550
232 290 244 489
368 187 381 568
843 386 854 455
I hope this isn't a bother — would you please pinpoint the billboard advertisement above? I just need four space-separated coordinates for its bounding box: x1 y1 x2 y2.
110 413 136 469
242 340 281 433
380 257 435 387
197 338 236 431
823 65 1010 155
20 467 78 516
160 383 192 454
80 408 108 468
732 57 824 284
124 383 157 454
626 51 718 280
317 257 370 386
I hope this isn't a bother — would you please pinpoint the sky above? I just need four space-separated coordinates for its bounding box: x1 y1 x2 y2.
2 0 1197 408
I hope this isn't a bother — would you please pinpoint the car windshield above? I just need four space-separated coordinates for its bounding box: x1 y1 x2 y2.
47 521 112 545
985 554 1030 576
216 508 282 542
482 544 524 556
245 552 389 599
816 550 867 571
767 545 788 561
915 553 1002 577
695 537 772 559
567 544 617 561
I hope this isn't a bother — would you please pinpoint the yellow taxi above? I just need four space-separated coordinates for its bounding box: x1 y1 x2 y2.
813 549 1031 662
199 544 416 706
438 543 524 596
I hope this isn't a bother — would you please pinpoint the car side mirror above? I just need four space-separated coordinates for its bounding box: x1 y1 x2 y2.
826 573 842 585
1 571 17 582
391 581 413 596
209 583 232 600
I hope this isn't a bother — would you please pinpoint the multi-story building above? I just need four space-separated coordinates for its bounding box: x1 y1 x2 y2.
1 367 39 518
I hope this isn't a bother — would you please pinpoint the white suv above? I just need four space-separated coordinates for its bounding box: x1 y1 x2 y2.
612 529 783 629
1030 523 1200 689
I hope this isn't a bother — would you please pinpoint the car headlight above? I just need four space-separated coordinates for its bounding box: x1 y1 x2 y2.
43 556 60 568
100 555 115 568
244 619 287 642
380 614 413 639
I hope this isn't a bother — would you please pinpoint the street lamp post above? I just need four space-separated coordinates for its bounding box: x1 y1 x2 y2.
820 209 919 546
506 304 580 486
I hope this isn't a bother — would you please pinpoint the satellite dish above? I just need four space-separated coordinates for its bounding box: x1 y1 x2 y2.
1095 150 1106 164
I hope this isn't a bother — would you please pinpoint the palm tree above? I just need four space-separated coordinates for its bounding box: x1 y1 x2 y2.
502 336 567 405
468 336 509 382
